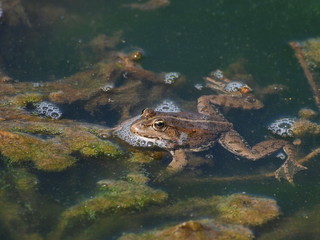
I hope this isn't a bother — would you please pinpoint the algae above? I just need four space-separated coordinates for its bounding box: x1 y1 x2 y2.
53 177 168 239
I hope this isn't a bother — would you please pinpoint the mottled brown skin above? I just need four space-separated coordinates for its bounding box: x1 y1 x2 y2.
130 96 306 183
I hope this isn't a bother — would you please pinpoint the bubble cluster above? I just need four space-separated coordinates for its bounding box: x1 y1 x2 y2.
194 83 204 90
224 81 247 93
268 118 296 137
34 101 62 120
163 72 180 84
212 69 224 79
100 83 114 92
154 100 181 112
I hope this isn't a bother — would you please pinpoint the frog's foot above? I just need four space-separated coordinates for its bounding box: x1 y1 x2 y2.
154 149 187 182
274 159 307 184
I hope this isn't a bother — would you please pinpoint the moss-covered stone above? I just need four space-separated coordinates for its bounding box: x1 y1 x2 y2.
118 219 254 240
215 194 280 226
55 178 168 237
0 130 76 171
0 104 123 171
63 127 122 158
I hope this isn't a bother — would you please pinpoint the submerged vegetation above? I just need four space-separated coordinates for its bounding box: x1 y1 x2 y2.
0 0 320 239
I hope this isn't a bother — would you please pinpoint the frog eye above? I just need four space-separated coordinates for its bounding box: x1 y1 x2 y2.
152 119 166 130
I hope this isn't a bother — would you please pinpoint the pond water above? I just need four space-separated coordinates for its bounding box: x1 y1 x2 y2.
1 0 320 239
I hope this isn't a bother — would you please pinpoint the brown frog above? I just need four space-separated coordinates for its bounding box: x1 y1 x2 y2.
114 96 306 183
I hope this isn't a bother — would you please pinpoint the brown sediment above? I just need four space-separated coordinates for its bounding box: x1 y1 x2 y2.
290 41 320 108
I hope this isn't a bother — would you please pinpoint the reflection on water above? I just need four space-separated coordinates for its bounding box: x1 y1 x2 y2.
0 0 320 239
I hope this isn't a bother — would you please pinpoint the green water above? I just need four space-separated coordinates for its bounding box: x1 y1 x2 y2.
1 0 320 239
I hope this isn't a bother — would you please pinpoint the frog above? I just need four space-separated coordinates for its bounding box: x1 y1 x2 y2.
114 95 306 183
203 69 288 110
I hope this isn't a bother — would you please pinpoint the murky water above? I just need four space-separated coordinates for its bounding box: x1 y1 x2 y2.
1 0 320 239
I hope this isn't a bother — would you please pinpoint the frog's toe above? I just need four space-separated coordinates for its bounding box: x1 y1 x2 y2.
274 160 307 184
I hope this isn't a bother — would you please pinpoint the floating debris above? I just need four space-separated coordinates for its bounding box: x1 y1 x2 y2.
163 72 181 84
268 117 296 137
33 101 62 119
154 99 181 112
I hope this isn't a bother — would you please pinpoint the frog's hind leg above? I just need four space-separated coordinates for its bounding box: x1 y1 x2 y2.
218 129 306 183
154 149 188 182
273 144 307 183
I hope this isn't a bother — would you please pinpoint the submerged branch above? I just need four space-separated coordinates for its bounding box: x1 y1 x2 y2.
290 41 320 109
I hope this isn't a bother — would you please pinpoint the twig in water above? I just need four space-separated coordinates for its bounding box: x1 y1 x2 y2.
290 41 320 108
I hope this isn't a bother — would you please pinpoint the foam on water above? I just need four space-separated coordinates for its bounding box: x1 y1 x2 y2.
268 117 296 137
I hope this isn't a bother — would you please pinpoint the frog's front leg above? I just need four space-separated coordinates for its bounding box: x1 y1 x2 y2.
154 149 188 182
218 129 306 183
